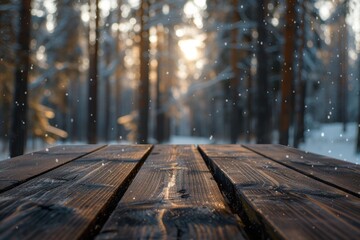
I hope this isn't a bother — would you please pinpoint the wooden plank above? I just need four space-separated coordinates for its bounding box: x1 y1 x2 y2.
199 145 360 240
0 144 106 193
244 144 360 197
96 145 245 239
0 145 152 240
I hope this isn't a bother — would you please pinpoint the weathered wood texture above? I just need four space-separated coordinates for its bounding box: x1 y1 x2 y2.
97 145 245 239
1 144 359 240
199 145 360 240
0 145 105 193
0 145 151 240
244 144 360 197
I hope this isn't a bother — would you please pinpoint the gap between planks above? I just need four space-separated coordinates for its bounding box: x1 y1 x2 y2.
0 145 152 240
96 145 246 240
198 145 360 240
0 144 107 194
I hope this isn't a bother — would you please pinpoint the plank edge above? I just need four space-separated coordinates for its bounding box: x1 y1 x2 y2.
242 144 360 198
197 145 273 240
86 145 154 239
0 145 108 194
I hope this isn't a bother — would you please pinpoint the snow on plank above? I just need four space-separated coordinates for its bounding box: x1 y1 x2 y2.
0 144 106 193
244 144 360 197
96 145 246 240
0 145 152 240
199 145 360 240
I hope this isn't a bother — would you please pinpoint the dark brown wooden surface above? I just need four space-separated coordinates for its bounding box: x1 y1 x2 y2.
199 145 360 240
244 144 360 197
0 144 359 240
97 145 245 239
0 145 151 240
0 144 105 193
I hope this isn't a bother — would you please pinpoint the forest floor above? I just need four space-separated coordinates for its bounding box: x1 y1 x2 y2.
0 123 359 164
167 123 360 164
299 122 359 164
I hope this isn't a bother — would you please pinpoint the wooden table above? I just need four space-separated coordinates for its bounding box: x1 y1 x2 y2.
0 144 359 240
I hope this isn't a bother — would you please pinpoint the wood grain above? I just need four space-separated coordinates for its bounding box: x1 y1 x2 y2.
0 144 106 193
199 145 360 240
0 145 152 240
244 144 360 197
96 145 245 240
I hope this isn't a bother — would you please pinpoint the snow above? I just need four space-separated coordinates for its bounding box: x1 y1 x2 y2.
168 124 360 165
0 153 10 161
0 138 55 161
166 123 360 165
1 123 359 165
299 122 360 164
167 135 212 144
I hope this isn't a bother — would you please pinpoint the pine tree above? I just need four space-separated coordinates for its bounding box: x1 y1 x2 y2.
137 0 150 144
256 0 271 144
294 0 306 148
338 1 348 132
229 0 241 144
0 0 16 152
115 0 124 139
155 25 167 143
356 54 360 153
279 0 296 146
87 0 100 144
9 0 32 157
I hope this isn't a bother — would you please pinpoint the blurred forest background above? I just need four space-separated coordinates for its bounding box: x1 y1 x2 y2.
1 0 360 162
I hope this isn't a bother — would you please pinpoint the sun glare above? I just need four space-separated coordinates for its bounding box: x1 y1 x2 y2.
315 0 334 21
99 0 118 16
183 0 205 29
178 39 200 61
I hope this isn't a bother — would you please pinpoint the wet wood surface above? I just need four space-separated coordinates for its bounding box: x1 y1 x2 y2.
199 145 360 240
244 144 360 197
0 144 358 240
97 145 245 239
0 145 151 240
0 145 106 193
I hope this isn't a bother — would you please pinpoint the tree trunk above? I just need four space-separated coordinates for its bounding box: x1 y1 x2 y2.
279 0 296 146
356 55 360 153
70 78 79 142
155 25 166 143
339 3 348 132
164 29 174 142
87 0 100 144
116 0 123 140
293 0 306 148
104 65 111 142
245 70 253 142
104 23 112 142
137 0 150 144
230 0 241 144
9 0 32 157
0 0 15 152
256 0 271 144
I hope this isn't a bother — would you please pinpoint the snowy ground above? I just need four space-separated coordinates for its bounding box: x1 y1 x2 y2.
167 124 360 164
299 122 360 164
168 135 213 144
1 123 359 164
